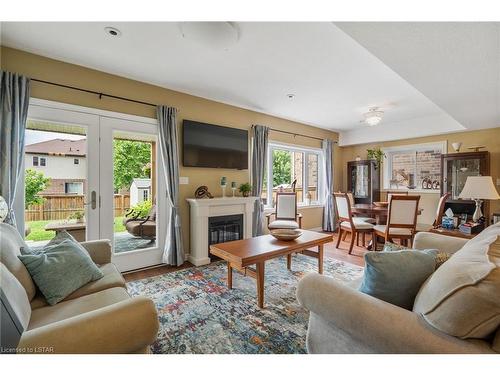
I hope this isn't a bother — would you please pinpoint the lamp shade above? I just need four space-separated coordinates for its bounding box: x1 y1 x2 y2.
459 176 500 200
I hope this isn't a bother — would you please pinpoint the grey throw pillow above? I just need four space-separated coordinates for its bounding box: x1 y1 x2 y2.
359 249 439 310
18 232 103 305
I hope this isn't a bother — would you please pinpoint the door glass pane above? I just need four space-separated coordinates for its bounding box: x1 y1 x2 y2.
24 121 87 248
307 153 318 203
113 132 156 253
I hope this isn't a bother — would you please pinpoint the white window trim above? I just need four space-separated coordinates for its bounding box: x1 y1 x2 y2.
265 141 324 209
382 141 447 193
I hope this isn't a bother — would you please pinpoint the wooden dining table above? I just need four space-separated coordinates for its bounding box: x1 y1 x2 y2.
350 203 423 249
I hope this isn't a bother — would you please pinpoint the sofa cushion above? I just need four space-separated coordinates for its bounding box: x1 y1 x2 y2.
28 287 131 330
0 263 31 330
19 239 104 305
413 223 500 339
383 242 450 269
30 263 126 309
0 223 37 301
360 249 438 309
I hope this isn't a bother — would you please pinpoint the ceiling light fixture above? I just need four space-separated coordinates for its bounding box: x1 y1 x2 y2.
104 27 122 37
363 107 384 126
179 22 239 50
286 94 295 99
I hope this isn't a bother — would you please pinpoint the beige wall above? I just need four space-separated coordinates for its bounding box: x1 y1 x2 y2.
339 127 500 224
1 47 340 252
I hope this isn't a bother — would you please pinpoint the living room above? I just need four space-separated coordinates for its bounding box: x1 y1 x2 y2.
1 1 499 374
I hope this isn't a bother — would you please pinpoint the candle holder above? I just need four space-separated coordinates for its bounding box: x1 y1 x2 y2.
221 185 227 198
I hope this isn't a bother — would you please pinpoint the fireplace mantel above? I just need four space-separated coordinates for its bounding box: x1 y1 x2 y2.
186 197 258 266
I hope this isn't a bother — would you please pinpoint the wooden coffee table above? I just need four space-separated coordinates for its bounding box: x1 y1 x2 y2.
209 230 333 308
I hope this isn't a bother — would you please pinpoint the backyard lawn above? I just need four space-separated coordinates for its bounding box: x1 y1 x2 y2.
25 217 126 242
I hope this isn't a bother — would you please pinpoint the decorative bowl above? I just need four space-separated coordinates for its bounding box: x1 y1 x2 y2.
270 229 302 241
373 201 389 208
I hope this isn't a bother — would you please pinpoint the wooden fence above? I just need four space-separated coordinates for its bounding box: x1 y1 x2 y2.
25 194 130 222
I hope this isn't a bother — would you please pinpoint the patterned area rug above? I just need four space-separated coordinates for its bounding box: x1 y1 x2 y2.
127 255 363 354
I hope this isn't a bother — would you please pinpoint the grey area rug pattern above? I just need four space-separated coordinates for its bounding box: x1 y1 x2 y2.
127 255 363 354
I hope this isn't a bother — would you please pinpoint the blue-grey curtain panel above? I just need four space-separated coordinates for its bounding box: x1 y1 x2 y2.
157 105 184 266
0 71 31 227
322 139 336 231
251 125 269 236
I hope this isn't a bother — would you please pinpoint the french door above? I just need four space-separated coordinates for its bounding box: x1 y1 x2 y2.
23 99 166 272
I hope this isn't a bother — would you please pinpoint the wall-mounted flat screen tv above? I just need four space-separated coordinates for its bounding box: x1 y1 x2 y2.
183 120 248 169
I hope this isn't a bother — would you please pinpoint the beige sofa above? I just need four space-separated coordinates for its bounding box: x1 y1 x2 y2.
297 223 500 354
0 223 159 354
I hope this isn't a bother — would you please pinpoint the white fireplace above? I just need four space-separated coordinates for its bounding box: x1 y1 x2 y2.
186 197 258 266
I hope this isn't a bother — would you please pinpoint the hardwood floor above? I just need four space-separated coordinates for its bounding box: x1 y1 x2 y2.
123 231 367 281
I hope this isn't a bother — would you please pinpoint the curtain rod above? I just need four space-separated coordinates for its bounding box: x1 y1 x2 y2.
31 78 158 108
266 126 338 143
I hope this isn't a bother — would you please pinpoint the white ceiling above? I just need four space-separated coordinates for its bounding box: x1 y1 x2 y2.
1 22 498 145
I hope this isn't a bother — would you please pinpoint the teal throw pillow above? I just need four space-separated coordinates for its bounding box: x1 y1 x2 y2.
359 249 438 310
18 235 103 305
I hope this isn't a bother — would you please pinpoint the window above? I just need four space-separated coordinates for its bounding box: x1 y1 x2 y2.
74 158 79 165
383 142 445 191
142 189 150 201
265 142 324 207
65 182 83 195
40 157 46 167
32 156 38 166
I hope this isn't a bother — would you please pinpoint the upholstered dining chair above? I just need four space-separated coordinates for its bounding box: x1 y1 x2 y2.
372 195 420 249
386 190 409 201
334 193 374 254
416 192 451 232
266 192 302 230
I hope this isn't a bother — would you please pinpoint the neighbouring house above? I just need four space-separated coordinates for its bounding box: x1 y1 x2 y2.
130 178 151 206
24 138 87 195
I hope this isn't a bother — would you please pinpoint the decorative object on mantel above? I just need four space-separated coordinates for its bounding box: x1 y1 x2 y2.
220 177 227 198
238 182 252 197
459 176 500 222
355 155 361 162
451 142 462 152
231 181 237 197
467 146 486 152
366 148 385 169
194 186 214 199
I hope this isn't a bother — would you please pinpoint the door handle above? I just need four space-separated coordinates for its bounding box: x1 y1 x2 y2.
84 191 97 209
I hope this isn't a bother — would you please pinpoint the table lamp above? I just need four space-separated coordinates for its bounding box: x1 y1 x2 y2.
459 176 500 222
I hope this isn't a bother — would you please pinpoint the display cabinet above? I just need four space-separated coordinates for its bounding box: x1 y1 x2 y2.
441 151 490 220
347 160 380 204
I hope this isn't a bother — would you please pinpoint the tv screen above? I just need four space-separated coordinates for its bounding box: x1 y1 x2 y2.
183 120 248 169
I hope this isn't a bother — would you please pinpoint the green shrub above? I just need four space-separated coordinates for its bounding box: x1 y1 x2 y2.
128 199 153 218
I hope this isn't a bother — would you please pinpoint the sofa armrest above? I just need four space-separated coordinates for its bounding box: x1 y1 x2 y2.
413 232 468 254
296 273 493 353
18 296 159 354
80 239 112 264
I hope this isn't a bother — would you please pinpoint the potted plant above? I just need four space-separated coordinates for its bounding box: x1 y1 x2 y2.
68 211 85 223
238 183 252 197
367 148 386 169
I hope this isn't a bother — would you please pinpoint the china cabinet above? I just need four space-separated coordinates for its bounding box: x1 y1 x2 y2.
441 151 490 220
347 160 380 204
